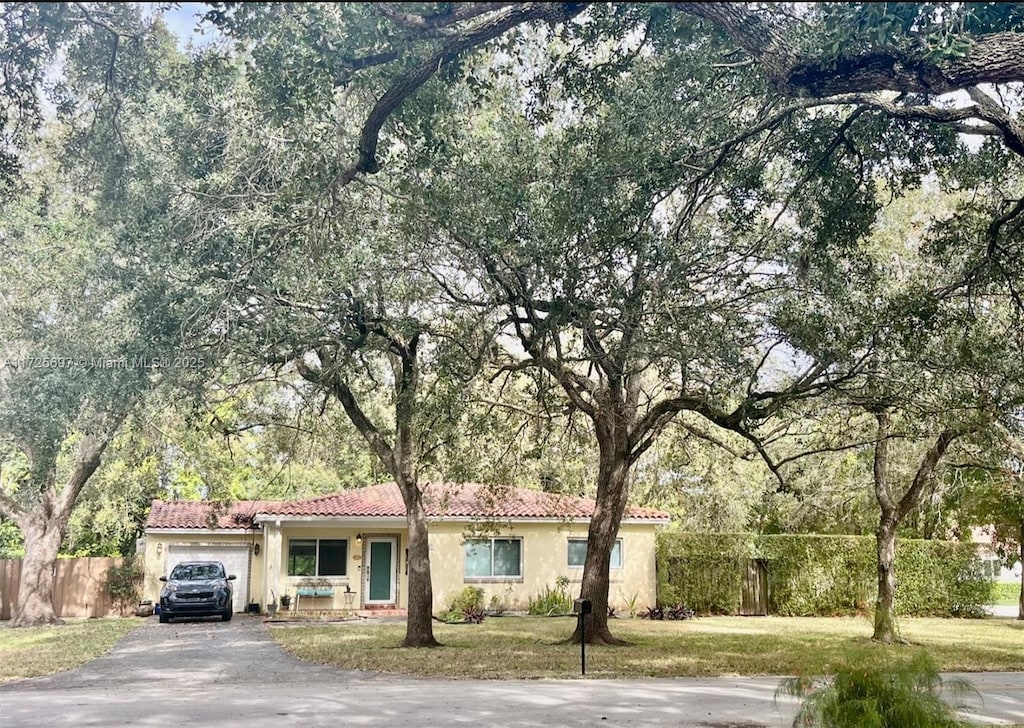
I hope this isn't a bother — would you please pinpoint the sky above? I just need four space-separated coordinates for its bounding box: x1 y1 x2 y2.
149 2 218 49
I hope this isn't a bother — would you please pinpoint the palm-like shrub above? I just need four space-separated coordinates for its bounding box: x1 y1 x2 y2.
776 651 976 728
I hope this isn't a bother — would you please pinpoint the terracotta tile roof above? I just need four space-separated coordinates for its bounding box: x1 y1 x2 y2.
145 498 281 530
145 482 669 530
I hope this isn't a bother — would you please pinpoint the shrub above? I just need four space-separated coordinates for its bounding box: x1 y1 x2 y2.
438 586 486 624
777 651 976 728
992 582 1020 604
640 603 695 620
623 591 641 618
640 605 664 620
105 557 143 612
528 576 573 616
665 603 696 620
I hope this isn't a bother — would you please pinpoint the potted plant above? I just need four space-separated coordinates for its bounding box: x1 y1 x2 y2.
280 594 292 610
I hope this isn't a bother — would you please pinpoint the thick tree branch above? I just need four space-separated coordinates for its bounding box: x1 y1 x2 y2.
873 409 895 513
966 85 1024 159
335 2 588 185
0 485 25 524
895 428 962 520
55 431 113 524
295 355 398 472
676 3 1024 96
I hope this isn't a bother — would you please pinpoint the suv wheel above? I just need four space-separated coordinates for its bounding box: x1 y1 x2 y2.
221 608 232 622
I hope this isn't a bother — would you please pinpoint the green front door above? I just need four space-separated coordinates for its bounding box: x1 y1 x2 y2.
367 539 395 603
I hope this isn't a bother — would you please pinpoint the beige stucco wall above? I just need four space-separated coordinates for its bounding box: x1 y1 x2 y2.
426 520 658 613
145 520 660 614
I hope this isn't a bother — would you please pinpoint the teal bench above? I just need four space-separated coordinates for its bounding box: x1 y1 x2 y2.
296 587 334 597
294 579 336 610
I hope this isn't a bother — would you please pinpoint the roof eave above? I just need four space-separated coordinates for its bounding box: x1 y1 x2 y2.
252 514 669 526
143 527 252 535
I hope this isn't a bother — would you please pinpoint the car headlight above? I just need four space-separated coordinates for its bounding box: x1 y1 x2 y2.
162 583 178 595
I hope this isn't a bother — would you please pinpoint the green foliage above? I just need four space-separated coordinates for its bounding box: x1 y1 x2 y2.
0 518 24 558
623 591 641 619
527 576 573 616
812 2 1024 64
105 557 143 610
777 650 976 728
760 535 877 617
658 533 994 617
438 586 486 624
640 604 695 620
895 541 994 618
656 533 757 614
991 582 1020 604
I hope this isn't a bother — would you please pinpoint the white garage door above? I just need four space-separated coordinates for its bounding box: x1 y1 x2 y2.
166 545 250 613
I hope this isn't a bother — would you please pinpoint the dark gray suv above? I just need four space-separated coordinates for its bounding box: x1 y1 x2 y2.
159 561 236 623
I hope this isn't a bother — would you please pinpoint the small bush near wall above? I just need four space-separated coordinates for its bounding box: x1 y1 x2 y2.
105 556 144 613
528 576 574 616
657 532 994 618
438 586 486 624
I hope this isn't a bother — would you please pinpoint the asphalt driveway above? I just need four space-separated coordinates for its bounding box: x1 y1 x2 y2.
0 616 1020 728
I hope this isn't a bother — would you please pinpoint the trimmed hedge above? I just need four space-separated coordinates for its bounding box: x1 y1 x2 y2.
992 581 1022 604
657 532 994 618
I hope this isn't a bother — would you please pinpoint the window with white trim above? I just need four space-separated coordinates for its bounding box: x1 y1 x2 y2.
567 538 622 569
288 539 348 576
464 538 522 579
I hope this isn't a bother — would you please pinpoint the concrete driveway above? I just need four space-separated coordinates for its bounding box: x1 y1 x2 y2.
0 616 1021 728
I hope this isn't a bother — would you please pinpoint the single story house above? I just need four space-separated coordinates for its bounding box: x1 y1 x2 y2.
142 482 670 614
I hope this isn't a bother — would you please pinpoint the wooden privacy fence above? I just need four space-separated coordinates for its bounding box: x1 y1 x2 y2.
0 557 125 620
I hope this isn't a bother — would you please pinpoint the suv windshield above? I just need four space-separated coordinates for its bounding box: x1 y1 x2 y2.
169 563 225 581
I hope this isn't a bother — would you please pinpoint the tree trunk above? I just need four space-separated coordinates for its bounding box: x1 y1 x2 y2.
869 412 957 642
401 487 439 647
309 338 440 647
871 409 900 643
1018 524 1023 621
7 433 111 628
10 512 65 627
873 515 899 642
569 421 632 646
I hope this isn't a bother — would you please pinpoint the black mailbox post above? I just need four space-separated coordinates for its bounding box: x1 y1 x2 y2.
573 598 592 675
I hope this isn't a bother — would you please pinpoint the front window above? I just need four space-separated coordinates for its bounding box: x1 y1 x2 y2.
464 538 522 579
567 538 622 569
288 539 348 576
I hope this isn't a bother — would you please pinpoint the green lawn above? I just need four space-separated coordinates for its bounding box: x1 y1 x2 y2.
270 615 1024 680
0 618 140 683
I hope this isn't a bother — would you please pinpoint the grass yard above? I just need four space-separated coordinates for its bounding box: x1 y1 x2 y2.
0 618 140 683
270 615 1024 680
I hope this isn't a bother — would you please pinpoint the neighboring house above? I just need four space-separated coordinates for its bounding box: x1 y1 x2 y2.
142 482 670 614
970 525 1022 585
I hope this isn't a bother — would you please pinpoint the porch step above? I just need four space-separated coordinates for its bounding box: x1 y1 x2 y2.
355 607 407 618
